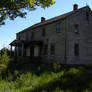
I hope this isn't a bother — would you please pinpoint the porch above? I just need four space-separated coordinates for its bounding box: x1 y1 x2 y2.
9 40 43 62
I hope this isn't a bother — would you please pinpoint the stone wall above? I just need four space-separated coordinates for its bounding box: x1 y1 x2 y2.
66 7 92 64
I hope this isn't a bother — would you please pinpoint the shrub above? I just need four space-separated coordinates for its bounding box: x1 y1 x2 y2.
0 49 10 75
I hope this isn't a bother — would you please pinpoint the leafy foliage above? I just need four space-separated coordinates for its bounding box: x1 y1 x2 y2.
0 65 92 92
0 0 56 25
0 48 10 74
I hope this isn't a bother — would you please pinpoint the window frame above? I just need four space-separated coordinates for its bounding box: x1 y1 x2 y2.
56 23 61 33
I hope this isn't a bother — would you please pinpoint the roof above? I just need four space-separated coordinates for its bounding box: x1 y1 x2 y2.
17 6 90 34
10 40 43 46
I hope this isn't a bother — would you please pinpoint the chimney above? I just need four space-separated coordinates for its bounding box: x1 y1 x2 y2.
73 4 78 11
41 17 45 22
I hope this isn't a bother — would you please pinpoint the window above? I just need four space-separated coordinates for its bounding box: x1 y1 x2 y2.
26 32 29 40
74 25 79 33
74 43 79 56
86 12 89 21
44 44 48 55
42 28 46 37
56 23 61 32
31 31 34 40
50 44 55 55
17 35 20 40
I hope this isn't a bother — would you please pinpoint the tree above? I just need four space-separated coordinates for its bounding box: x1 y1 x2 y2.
0 47 10 56
0 0 56 25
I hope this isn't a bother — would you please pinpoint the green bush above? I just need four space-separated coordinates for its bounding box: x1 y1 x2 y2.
0 49 10 76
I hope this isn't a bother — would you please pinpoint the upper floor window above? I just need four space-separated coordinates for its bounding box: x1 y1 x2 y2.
56 23 61 32
31 31 34 40
86 12 89 21
74 24 79 34
42 28 46 37
50 43 55 55
26 32 29 40
17 35 20 40
74 43 79 56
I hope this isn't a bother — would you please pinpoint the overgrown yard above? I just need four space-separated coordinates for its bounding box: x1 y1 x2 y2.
0 64 92 92
0 49 92 92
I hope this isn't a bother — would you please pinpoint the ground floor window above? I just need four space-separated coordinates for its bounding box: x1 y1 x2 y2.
50 43 55 55
44 44 48 55
74 43 79 56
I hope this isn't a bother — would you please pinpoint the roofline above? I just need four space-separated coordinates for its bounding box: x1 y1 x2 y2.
17 5 90 34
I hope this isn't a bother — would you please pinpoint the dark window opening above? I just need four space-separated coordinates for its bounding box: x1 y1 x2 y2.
50 44 55 55
56 23 61 32
44 44 48 55
74 43 79 56
31 31 34 40
18 35 20 40
86 12 89 21
42 28 46 37
74 25 79 34
26 32 29 40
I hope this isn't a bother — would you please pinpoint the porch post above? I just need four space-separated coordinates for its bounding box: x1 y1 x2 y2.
17 45 19 56
14 46 16 56
10 46 12 56
22 44 24 56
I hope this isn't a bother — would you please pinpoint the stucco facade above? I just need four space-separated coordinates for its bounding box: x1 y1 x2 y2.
10 5 92 65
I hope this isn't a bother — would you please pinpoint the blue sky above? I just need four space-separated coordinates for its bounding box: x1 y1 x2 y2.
0 0 92 50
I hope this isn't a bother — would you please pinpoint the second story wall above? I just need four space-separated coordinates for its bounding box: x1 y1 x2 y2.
66 6 92 64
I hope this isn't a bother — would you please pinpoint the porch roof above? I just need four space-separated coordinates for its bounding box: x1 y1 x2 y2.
9 40 43 46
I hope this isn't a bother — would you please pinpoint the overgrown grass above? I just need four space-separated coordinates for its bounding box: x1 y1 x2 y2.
0 49 92 92
0 65 92 92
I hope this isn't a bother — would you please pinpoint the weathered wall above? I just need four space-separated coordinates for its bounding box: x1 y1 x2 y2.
17 19 66 64
66 7 92 64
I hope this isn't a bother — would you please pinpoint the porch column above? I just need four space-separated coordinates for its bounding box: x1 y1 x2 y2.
14 46 16 56
22 44 24 56
17 45 19 56
10 46 12 56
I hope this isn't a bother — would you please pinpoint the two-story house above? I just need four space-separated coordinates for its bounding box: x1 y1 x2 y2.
10 4 92 64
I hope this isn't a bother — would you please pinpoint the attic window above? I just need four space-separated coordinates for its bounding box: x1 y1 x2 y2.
56 23 61 32
74 24 79 33
86 12 89 21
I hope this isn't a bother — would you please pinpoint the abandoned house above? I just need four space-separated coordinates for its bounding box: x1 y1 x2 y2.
10 4 92 64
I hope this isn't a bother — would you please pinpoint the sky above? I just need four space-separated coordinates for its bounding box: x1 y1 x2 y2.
0 0 92 50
